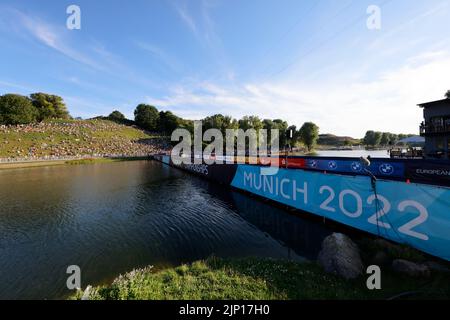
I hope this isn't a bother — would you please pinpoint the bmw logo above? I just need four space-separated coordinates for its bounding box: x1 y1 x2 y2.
351 162 362 172
379 163 394 175
309 160 318 168
328 161 337 170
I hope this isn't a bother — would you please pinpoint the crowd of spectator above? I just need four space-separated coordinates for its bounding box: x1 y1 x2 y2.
0 120 170 162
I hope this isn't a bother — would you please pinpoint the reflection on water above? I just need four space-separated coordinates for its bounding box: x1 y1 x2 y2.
314 149 390 158
0 161 331 299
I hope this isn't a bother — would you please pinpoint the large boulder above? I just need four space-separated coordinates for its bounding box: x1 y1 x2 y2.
371 250 390 266
317 233 364 279
422 261 450 273
392 259 430 278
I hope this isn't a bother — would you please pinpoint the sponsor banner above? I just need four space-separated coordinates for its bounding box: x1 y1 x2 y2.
405 161 450 187
284 157 307 169
369 160 405 178
231 164 450 261
302 157 405 179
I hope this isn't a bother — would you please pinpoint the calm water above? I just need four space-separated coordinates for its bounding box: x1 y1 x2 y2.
314 149 390 158
0 161 332 299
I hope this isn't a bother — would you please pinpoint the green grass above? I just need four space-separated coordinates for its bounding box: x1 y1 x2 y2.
64 158 118 165
71 257 450 300
0 119 157 158
64 157 150 165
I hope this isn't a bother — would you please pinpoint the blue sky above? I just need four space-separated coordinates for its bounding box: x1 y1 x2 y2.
0 0 449 137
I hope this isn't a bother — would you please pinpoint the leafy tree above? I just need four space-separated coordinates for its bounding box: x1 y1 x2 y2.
134 104 159 131
0 94 38 125
158 111 181 134
238 116 263 131
364 131 373 146
273 119 289 147
109 110 125 121
203 114 237 135
299 122 319 151
374 132 382 146
287 125 299 145
363 130 382 146
262 119 274 130
180 119 195 134
380 132 390 146
445 90 450 99
388 133 398 145
30 93 70 121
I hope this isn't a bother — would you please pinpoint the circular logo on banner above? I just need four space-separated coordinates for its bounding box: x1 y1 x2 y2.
351 162 362 172
328 161 338 170
379 163 394 175
309 160 318 168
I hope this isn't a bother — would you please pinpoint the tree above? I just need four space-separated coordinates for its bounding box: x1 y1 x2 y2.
203 114 238 137
158 111 181 134
30 93 70 121
446 90 450 99
388 133 398 145
380 132 390 146
0 94 38 125
134 104 159 131
299 122 319 152
272 119 288 147
374 132 382 146
238 116 263 131
287 125 299 145
363 130 382 146
108 110 126 121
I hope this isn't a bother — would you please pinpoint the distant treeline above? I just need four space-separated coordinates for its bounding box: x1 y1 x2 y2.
0 92 319 150
129 104 320 151
363 130 416 147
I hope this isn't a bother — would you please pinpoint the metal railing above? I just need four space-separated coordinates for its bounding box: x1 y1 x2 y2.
420 122 450 135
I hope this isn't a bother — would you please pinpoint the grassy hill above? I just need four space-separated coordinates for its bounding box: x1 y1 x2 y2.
317 134 361 147
0 119 167 159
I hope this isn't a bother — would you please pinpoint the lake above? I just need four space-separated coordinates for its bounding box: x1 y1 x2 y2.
312 149 390 158
0 160 332 299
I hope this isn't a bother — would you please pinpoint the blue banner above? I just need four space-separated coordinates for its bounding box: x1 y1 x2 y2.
231 164 450 261
303 157 405 179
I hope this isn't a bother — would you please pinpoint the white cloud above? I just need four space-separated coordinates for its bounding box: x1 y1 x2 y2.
0 80 38 93
135 42 181 72
171 0 229 73
173 2 199 37
147 50 450 138
12 10 103 70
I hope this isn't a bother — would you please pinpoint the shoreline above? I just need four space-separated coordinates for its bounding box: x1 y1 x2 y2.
72 256 450 300
0 156 153 170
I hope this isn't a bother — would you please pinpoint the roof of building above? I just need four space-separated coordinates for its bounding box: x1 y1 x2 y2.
398 135 425 144
418 98 450 108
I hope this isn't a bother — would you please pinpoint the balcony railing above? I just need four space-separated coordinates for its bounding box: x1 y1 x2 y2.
420 122 450 135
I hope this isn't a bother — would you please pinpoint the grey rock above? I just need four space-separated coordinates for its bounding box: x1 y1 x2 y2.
372 251 390 266
317 233 364 280
422 261 450 273
373 238 398 251
392 259 430 278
